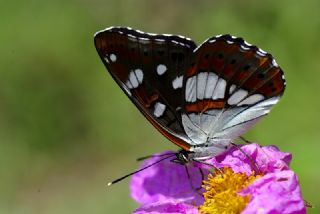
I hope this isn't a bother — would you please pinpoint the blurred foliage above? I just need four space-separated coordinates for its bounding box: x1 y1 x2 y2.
1 0 319 213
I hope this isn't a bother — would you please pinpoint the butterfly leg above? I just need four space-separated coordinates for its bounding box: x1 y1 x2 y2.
184 165 204 196
239 136 252 144
192 159 224 175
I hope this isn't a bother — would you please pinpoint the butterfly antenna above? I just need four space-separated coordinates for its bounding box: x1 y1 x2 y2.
136 152 175 162
108 154 176 186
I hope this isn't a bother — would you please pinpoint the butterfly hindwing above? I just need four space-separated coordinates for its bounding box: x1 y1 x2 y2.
94 27 197 149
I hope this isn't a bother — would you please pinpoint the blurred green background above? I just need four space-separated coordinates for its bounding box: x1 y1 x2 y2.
1 0 319 213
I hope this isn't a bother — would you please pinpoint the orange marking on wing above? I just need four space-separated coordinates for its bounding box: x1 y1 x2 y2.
185 100 225 112
145 94 160 107
203 99 226 110
134 87 159 107
186 65 198 76
259 57 269 66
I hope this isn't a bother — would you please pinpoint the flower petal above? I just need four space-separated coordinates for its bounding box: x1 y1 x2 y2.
133 200 199 214
240 170 306 214
130 151 209 206
210 143 292 175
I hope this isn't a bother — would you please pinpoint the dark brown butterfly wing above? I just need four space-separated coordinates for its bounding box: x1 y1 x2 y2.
94 27 197 150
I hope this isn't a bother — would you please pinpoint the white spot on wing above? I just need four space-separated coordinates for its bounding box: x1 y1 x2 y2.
185 76 196 102
126 69 144 89
227 89 248 105
204 72 218 99
197 72 208 99
244 40 252 47
147 32 156 36
127 34 136 39
154 102 166 117
237 94 264 106
257 48 267 56
136 30 144 34
110 54 117 62
104 55 110 63
135 69 143 83
157 64 167 75
172 40 179 45
212 78 226 100
229 84 236 94
128 72 138 88
172 76 183 89
240 45 250 50
140 38 151 44
126 80 133 89
272 59 279 67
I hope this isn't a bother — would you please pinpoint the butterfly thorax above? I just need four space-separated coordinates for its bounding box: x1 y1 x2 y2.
173 139 232 164
189 140 232 160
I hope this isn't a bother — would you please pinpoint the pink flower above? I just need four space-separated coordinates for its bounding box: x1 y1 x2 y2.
240 170 305 214
134 200 199 214
130 151 209 206
209 143 292 175
130 144 306 214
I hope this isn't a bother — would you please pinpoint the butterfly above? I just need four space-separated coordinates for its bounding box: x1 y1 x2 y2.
94 27 285 167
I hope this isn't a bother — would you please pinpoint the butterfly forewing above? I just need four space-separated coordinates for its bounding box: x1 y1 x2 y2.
94 27 197 150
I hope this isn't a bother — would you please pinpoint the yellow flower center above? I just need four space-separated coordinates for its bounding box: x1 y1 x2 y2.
199 167 262 214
